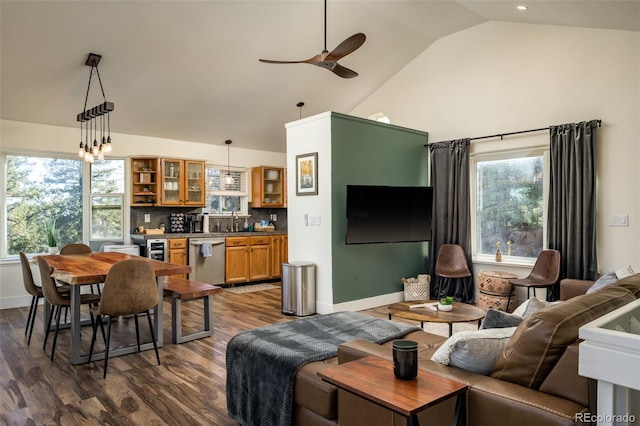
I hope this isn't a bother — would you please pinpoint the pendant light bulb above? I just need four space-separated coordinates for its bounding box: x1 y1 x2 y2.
104 135 112 153
224 139 235 185
78 142 85 158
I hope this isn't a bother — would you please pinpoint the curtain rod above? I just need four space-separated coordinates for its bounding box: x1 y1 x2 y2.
424 119 602 147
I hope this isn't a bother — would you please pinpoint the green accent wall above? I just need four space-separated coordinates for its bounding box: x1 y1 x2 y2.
330 113 429 304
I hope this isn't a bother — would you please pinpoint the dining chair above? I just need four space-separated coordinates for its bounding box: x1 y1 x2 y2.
36 256 100 361
60 243 101 295
433 244 472 300
507 249 561 306
88 257 161 378
59 243 92 255
19 252 44 345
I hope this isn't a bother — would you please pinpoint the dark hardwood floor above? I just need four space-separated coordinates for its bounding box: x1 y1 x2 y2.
0 286 408 425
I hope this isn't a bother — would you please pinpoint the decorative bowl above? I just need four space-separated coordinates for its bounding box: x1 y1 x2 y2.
438 303 453 312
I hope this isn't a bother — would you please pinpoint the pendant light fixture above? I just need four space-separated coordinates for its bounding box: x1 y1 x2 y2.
76 53 114 163
224 139 235 186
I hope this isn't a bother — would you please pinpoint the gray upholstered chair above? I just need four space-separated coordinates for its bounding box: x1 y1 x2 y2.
59 243 92 255
19 252 43 345
88 257 160 378
37 256 100 360
60 243 102 295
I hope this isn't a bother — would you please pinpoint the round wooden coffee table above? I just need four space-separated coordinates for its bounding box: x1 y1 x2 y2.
388 300 485 336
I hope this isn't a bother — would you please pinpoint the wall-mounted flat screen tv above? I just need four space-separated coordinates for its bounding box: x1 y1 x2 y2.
345 185 433 245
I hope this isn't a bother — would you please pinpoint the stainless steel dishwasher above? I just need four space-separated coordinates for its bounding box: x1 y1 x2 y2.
188 237 226 285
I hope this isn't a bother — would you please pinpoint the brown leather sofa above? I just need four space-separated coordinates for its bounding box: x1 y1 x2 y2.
293 274 640 426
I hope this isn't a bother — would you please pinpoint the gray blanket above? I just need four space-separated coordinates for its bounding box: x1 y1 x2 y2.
226 311 421 426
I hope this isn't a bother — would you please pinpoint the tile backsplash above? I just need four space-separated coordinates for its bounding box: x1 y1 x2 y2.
130 204 287 234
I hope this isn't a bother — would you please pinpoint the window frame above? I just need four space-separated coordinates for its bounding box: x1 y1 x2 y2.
204 164 249 216
0 151 129 259
89 158 126 242
470 147 549 266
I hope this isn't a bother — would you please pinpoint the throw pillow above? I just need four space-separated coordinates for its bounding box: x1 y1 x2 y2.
431 327 518 375
512 297 559 318
615 265 634 279
586 271 618 294
480 309 523 329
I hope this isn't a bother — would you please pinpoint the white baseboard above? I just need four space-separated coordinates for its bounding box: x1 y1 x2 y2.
0 295 34 310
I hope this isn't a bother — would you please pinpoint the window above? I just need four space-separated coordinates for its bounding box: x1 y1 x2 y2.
472 152 546 260
5 154 82 255
205 165 248 215
90 159 125 240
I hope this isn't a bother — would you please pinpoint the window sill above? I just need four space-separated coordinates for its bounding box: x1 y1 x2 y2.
472 254 535 269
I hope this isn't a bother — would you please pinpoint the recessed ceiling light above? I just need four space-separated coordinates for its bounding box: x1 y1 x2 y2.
517 5 528 11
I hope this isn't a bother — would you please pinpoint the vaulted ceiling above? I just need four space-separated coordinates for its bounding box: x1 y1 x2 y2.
2 1 638 153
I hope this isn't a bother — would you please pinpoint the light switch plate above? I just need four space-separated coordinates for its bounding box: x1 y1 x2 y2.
609 214 629 227
144 214 151 223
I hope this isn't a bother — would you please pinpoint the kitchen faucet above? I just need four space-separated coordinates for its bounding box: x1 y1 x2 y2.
232 211 239 232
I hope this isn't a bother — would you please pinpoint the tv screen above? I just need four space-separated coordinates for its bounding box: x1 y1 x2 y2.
345 185 433 244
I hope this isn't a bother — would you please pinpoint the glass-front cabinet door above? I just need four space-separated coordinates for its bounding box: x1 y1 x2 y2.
184 160 205 206
160 159 184 205
251 166 285 208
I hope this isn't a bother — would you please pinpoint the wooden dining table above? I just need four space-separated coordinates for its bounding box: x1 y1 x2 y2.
38 251 192 365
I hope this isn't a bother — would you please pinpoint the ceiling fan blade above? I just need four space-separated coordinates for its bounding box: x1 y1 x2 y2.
259 59 308 64
331 63 359 79
324 33 366 62
259 53 322 65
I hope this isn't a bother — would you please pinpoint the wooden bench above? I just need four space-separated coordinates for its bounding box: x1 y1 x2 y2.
161 276 223 344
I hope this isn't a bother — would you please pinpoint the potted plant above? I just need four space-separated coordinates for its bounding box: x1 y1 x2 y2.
438 296 454 311
45 217 58 254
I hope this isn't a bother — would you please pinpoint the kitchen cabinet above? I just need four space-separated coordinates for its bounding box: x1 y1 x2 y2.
225 237 249 284
131 157 159 206
159 159 205 207
225 235 278 284
248 236 271 281
251 166 286 208
168 238 188 279
270 234 288 279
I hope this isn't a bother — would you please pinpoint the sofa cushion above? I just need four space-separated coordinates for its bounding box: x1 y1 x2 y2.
480 309 523 329
512 297 559 318
614 273 640 297
586 271 618 294
431 327 517 375
294 358 338 420
491 286 636 389
539 341 589 407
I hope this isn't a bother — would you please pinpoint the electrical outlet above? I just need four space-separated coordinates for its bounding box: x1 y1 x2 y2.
270 214 277 222
144 214 151 223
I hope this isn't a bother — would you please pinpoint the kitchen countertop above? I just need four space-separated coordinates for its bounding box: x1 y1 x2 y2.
130 230 287 240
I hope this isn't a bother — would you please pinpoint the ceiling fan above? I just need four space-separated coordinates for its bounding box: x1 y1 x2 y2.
259 0 366 78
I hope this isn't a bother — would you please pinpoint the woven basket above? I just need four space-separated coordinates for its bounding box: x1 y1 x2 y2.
403 276 430 301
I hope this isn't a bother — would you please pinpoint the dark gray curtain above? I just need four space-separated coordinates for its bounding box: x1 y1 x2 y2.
548 120 599 282
428 139 474 303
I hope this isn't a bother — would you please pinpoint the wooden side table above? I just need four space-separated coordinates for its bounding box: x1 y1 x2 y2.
318 355 468 426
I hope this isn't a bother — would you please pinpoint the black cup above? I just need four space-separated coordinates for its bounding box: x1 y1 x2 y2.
393 340 418 380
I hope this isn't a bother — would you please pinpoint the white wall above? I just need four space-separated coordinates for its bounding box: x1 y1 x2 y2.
285 112 334 313
350 21 640 283
0 119 286 309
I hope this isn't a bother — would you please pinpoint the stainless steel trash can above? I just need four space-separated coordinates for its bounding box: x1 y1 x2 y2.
281 261 316 316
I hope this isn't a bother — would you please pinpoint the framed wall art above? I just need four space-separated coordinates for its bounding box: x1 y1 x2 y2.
296 152 318 196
